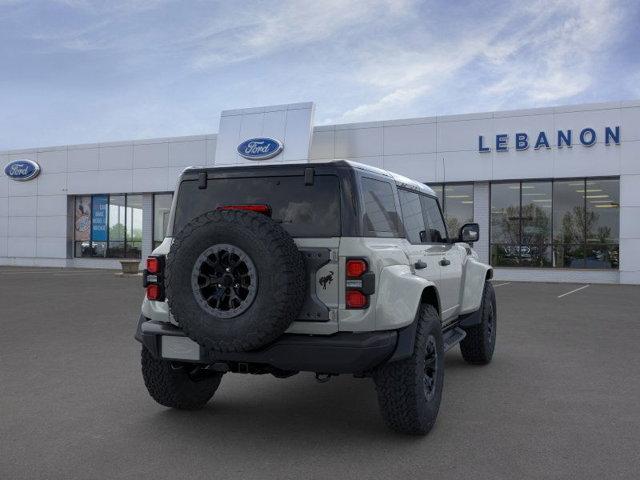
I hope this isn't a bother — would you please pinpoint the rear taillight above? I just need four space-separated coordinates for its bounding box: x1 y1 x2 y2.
218 204 271 216
346 289 368 309
345 257 374 309
146 284 161 301
146 257 160 274
346 259 367 278
143 255 165 301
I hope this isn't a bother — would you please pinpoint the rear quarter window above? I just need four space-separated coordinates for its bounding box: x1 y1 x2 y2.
361 177 402 237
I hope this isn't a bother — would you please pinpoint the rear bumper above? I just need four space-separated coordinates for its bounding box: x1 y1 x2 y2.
135 315 398 375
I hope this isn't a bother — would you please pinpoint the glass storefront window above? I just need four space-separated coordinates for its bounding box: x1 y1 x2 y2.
490 183 520 266
126 195 143 258
108 195 126 258
585 178 619 268
429 183 474 238
73 193 143 259
444 184 474 236
553 180 586 267
586 179 619 243
430 185 444 209
520 181 552 267
153 193 173 248
491 178 619 269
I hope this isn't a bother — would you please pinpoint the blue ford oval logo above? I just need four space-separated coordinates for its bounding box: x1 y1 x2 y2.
4 159 41 181
237 137 283 160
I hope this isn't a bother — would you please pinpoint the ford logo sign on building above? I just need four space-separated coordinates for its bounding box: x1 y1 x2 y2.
4 159 41 181
237 138 283 160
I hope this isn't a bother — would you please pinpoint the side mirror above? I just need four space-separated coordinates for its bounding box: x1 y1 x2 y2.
458 223 479 243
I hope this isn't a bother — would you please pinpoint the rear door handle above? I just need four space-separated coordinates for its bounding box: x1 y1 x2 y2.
414 260 427 270
439 258 451 266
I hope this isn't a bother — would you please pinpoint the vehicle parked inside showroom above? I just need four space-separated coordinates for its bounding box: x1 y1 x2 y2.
135 160 497 435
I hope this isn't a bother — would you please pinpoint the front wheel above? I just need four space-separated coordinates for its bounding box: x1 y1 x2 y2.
373 304 444 435
141 347 223 410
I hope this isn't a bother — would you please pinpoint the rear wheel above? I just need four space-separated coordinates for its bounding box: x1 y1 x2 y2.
460 281 496 365
141 347 223 410
373 304 444 435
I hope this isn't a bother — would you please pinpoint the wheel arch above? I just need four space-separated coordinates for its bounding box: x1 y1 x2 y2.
385 285 441 364
420 285 441 318
460 258 493 314
375 264 438 331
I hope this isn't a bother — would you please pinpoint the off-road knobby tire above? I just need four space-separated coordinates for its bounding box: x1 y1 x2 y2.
460 281 496 365
165 210 306 353
373 304 444 435
141 347 223 410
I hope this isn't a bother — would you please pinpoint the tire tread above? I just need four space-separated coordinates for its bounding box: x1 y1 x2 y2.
373 304 443 435
460 281 496 365
141 347 222 410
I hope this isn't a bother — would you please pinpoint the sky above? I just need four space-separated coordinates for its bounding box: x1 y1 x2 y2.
1 0 639 150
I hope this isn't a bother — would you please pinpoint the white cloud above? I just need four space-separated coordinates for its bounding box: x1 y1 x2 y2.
338 35 494 121
191 0 414 70
335 0 625 122
0 0 634 149
481 0 621 105
340 85 429 121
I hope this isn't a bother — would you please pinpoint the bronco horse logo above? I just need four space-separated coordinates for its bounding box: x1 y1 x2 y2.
319 271 334 290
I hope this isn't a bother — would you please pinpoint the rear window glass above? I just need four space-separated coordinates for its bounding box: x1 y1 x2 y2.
172 175 341 238
361 177 402 237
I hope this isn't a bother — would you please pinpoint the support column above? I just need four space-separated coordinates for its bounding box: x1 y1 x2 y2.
141 193 154 260
619 174 640 284
473 182 490 264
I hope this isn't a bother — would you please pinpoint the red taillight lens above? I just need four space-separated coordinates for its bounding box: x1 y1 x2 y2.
346 259 368 278
143 255 165 301
146 284 160 301
218 204 271 215
147 257 160 274
346 290 368 309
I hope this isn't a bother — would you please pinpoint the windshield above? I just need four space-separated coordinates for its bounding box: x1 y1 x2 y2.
171 174 341 238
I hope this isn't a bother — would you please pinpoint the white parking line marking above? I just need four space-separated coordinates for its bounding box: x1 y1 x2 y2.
557 284 590 298
51 272 118 276
0 271 58 275
492 282 511 287
0 270 114 276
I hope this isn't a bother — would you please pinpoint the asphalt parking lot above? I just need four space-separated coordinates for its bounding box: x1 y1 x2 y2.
1 268 639 479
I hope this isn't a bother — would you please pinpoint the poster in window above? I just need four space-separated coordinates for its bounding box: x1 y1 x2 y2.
74 196 91 241
91 195 108 242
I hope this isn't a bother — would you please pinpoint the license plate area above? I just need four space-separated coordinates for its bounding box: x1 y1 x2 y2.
161 336 201 361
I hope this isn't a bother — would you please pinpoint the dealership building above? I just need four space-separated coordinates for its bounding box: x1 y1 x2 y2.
1 100 639 284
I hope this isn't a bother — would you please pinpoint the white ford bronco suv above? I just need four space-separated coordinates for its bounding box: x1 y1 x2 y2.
135 160 496 435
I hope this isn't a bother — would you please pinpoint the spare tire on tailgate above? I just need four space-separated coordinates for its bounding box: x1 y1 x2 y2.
165 209 306 353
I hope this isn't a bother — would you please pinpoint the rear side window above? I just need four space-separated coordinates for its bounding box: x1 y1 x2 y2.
361 177 402 237
420 195 448 242
172 175 341 238
398 189 426 244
